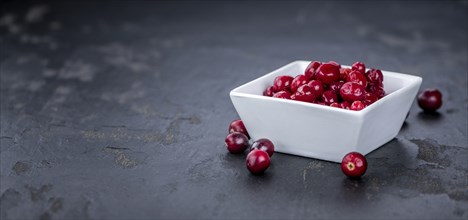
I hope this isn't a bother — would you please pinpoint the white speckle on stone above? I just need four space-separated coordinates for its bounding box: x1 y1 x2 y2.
49 21 61 30
55 86 72 95
99 43 159 73
27 80 45 92
0 13 16 26
25 5 49 23
58 60 97 82
43 69 57 77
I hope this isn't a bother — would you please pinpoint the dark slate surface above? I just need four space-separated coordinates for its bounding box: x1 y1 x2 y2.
0 1 467 219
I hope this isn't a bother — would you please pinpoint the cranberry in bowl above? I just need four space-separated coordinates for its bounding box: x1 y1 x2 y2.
229 60 422 162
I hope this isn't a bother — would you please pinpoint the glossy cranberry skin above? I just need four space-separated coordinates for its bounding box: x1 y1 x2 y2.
321 90 338 105
263 86 275 97
273 91 291 99
365 69 384 85
340 82 365 102
225 132 249 154
246 149 270 175
291 84 317 103
304 61 322 80
328 61 341 69
290 75 308 93
351 62 366 75
329 81 345 94
316 62 341 84
229 119 250 138
330 102 341 108
307 80 324 97
340 68 352 81
250 138 275 157
347 71 367 87
350 101 365 111
341 152 367 178
273 75 293 92
363 92 379 105
417 89 442 112
340 101 350 109
367 84 385 99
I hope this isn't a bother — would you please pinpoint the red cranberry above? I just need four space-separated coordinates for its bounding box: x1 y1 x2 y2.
229 119 250 138
347 71 367 87
367 84 385 99
341 152 367 178
340 82 365 102
340 68 352 81
304 61 321 80
273 91 291 99
330 102 341 108
350 101 365 111
263 86 275 97
290 75 308 93
328 61 341 69
291 84 317 103
340 101 350 109
417 88 442 112
363 92 379 105
307 80 324 97
321 90 338 105
225 132 249 154
250 138 275 157
351 62 366 75
365 69 384 85
329 81 345 94
246 149 270 175
273 75 293 92
316 62 341 84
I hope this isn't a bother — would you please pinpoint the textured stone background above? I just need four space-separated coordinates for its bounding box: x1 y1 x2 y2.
0 1 467 219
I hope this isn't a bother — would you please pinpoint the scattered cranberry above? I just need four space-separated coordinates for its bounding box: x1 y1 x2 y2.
225 132 249 154
316 62 340 84
246 149 270 175
340 82 365 102
290 75 308 93
328 61 341 69
263 86 275 97
347 71 367 87
417 88 442 112
250 138 275 157
350 101 365 111
321 90 338 105
273 91 291 99
365 69 384 85
351 62 366 75
273 75 293 92
229 119 250 138
307 80 324 97
304 61 321 80
341 152 367 178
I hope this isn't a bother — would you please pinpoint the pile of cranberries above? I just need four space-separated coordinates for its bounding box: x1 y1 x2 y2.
225 119 274 175
263 61 385 111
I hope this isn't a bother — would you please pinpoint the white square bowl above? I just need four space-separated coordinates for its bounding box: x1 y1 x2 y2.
230 60 422 163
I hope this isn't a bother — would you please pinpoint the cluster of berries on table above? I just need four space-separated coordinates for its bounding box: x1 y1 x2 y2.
225 119 274 175
263 61 386 111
